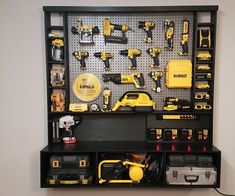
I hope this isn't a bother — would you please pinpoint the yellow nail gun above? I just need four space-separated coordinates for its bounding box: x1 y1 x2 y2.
112 91 156 112
102 73 145 89
103 18 133 44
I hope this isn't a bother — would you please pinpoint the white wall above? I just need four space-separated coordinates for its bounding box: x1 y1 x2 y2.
0 0 235 195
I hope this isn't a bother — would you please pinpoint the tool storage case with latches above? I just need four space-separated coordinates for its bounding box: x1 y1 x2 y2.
41 6 221 188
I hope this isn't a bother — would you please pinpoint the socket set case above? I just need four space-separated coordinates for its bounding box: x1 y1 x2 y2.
166 166 217 185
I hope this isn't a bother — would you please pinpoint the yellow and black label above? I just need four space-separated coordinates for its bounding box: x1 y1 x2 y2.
73 73 101 102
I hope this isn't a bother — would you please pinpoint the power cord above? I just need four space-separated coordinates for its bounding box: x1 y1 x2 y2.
215 188 235 196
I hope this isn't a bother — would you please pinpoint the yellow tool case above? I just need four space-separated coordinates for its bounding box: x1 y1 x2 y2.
166 60 192 88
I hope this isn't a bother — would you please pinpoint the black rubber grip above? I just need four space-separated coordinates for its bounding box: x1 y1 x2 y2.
153 54 160 67
138 73 145 86
131 56 137 68
80 58 86 68
167 38 173 49
147 29 152 39
156 78 161 90
104 59 110 69
182 42 188 54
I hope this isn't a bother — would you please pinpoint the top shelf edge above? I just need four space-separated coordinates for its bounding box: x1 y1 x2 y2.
43 6 219 13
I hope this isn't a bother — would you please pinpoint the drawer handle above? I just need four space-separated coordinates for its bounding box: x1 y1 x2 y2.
184 175 199 183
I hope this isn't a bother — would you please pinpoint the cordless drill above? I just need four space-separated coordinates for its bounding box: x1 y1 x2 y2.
179 20 189 56
94 52 114 71
103 18 133 44
149 71 163 93
138 21 155 43
164 20 174 50
73 51 89 70
146 48 161 68
120 49 142 70
59 115 81 144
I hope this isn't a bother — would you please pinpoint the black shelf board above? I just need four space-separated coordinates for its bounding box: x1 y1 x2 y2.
196 61 213 64
48 37 64 41
48 86 66 89
48 110 213 115
42 183 165 188
195 88 212 92
49 111 136 115
197 23 215 27
164 184 219 188
194 99 212 102
40 142 219 153
48 60 65 64
47 26 64 30
154 111 213 115
196 48 215 51
195 70 212 73
195 78 213 81
193 110 213 113
43 6 218 13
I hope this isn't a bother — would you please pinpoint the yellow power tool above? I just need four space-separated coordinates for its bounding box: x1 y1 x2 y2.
51 90 65 112
98 154 148 184
146 48 161 68
103 18 133 44
199 28 211 48
120 49 142 69
71 19 100 44
94 52 114 71
102 73 145 89
102 87 111 112
73 51 89 70
179 20 189 56
164 20 174 50
112 91 155 112
149 71 163 93
51 39 64 61
138 21 155 43
98 160 146 184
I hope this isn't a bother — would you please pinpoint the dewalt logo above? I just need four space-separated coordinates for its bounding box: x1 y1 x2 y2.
173 74 187 78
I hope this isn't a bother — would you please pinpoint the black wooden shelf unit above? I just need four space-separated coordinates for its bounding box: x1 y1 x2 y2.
41 6 221 189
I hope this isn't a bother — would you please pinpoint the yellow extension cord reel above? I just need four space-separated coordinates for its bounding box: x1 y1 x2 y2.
72 73 101 102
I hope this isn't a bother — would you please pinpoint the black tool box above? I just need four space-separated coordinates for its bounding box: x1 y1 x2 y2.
41 6 221 188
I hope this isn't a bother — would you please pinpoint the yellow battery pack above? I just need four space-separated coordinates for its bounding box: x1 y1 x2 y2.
166 60 192 88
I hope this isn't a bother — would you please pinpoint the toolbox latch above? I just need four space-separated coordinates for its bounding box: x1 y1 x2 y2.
205 171 211 180
173 170 178 179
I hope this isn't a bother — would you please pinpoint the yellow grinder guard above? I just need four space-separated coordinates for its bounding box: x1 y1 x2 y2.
73 73 101 102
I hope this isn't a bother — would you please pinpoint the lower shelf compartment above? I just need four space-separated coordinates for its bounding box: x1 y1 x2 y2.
40 143 221 188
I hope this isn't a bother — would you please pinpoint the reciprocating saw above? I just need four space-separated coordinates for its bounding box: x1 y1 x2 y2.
102 73 146 89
